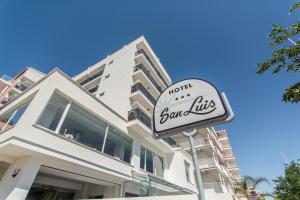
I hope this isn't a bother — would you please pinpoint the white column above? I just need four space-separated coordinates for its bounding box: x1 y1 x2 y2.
0 157 41 200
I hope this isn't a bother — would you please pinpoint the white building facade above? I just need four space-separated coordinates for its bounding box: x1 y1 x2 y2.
0 36 240 200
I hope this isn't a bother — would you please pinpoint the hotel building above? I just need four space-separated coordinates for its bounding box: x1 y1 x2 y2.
0 36 241 200
0 67 45 108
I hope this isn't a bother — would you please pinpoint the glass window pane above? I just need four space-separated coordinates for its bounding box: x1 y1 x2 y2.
59 103 107 152
0 99 31 132
140 147 145 169
9 102 30 125
146 150 153 173
0 110 15 131
37 94 68 131
104 127 132 163
185 161 191 183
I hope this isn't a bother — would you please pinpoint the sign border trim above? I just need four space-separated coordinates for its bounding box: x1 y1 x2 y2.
152 78 228 136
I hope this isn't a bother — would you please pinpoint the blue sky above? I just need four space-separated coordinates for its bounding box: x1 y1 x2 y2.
0 0 299 194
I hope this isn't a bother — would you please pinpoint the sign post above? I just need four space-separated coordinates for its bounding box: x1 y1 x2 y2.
183 129 206 200
153 78 234 200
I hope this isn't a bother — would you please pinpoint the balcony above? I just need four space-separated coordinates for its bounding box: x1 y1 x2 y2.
231 174 242 180
0 97 9 105
227 163 238 168
133 63 162 93
224 152 234 159
203 182 223 193
88 85 99 94
179 137 210 150
79 71 103 86
135 49 168 88
221 143 231 149
199 157 217 169
128 108 152 129
127 108 174 153
15 82 28 92
0 94 18 106
130 83 156 111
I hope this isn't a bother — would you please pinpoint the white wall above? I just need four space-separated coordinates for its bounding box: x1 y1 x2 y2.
0 157 41 200
166 148 196 193
97 44 136 120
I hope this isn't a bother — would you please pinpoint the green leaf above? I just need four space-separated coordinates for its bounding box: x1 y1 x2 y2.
289 2 300 14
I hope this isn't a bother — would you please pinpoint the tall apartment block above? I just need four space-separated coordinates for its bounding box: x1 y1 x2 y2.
0 67 45 107
0 36 241 200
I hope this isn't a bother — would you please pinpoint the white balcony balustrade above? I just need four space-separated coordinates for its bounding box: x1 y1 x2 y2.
224 152 234 158
203 182 223 193
227 163 238 168
231 174 242 180
198 157 217 169
179 137 210 150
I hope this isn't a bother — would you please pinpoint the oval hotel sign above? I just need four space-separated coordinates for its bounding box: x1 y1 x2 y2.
153 79 229 138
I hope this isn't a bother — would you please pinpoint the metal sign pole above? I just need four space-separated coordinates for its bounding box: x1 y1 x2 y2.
183 129 206 200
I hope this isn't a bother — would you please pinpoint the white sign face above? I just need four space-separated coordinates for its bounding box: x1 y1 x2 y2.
153 79 228 138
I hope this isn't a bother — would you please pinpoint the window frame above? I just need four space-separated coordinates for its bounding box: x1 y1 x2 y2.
35 91 133 164
184 160 192 183
0 96 34 133
140 145 164 178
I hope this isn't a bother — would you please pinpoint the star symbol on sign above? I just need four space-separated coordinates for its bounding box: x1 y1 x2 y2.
181 95 185 99
187 93 190 97
175 97 178 101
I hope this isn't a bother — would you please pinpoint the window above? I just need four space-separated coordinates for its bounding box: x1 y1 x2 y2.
36 93 133 164
146 149 154 173
0 98 32 132
105 74 110 79
37 93 69 131
104 126 132 163
140 146 145 169
59 103 107 152
140 146 164 177
99 92 105 97
184 161 191 183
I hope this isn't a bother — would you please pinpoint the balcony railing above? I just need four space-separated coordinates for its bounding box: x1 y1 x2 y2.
224 152 234 158
88 85 99 94
222 144 231 148
179 137 210 149
131 83 156 105
135 49 168 87
0 94 17 105
203 182 223 193
163 137 179 147
231 174 242 180
0 97 9 105
199 157 217 169
79 71 103 86
128 108 151 129
133 64 162 93
15 82 28 92
227 163 238 168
